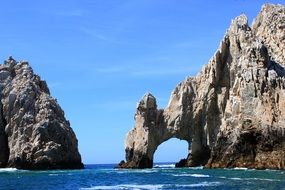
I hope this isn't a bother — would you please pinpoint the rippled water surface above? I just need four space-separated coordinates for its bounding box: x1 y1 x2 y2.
0 164 284 189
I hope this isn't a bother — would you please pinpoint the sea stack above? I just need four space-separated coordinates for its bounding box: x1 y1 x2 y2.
0 57 83 169
119 4 285 169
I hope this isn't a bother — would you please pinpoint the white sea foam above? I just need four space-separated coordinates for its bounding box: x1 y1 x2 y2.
48 174 59 176
153 164 175 168
189 166 204 170
178 182 221 187
229 177 243 180
116 169 158 174
189 174 210 177
0 168 18 172
230 177 281 182
80 182 222 190
172 174 210 177
80 184 164 190
233 167 248 170
138 170 158 173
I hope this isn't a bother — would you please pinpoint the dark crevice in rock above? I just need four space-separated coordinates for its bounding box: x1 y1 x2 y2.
0 100 9 167
268 60 285 77
187 146 211 167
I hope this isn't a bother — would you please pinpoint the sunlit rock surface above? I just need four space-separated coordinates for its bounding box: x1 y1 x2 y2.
119 4 285 169
0 57 83 169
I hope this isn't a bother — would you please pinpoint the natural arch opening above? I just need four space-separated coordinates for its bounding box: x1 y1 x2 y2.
153 138 189 167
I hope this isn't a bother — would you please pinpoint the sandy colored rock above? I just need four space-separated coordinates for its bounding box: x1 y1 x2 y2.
119 4 285 169
0 57 83 169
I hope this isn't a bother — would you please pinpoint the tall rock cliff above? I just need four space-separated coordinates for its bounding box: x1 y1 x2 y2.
0 57 83 169
119 4 285 169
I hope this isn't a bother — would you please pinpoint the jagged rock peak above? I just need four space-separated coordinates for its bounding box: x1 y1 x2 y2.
253 3 285 66
231 14 248 29
119 3 285 169
137 93 157 110
0 57 83 169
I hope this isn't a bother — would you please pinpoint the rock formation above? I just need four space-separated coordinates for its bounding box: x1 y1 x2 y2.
0 57 83 169
119 3 285 169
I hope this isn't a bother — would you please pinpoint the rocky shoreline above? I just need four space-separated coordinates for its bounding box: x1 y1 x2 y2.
118 3 285 169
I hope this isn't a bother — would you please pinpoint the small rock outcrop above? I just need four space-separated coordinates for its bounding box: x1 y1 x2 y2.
0 57 83 169
119 4 285 169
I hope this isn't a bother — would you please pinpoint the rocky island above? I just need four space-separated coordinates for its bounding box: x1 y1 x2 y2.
118 3 285 169
0 57 83 170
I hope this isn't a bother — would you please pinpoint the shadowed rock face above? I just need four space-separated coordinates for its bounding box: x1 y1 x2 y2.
0 57 83 170
119 4 285 169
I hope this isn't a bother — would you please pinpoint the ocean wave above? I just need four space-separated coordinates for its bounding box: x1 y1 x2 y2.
115 169 158 174
153 164 175 168
189 166 204 170
230 177 281 182
80 184 164 190
48 174 59 176
229 177 243 180
0 168 18 172
178 182 221 187
172 174 210 177
80 182 221 190
233 167 248 170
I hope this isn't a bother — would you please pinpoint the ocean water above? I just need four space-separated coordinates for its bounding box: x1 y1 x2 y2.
0 164 284 190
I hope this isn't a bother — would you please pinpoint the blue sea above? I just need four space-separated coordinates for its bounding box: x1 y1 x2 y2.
0 163 284 190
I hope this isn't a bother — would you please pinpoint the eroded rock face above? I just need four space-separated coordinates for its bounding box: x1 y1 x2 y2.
119 4 285 169
0 57 83 169
207 3 285 170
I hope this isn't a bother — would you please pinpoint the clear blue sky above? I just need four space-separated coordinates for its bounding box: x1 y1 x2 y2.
0 0 283 164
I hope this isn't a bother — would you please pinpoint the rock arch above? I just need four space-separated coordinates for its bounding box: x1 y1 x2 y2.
118 11 263 169
119 4 285 170
119 91 212 169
